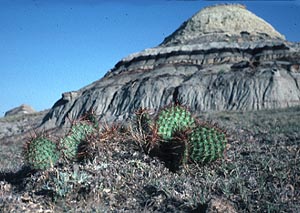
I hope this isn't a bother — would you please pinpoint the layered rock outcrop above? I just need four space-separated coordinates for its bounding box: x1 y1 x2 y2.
41 4 300 129
5 104 36 117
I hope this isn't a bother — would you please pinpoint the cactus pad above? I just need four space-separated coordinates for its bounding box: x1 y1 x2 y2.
189 126 227 163
24 137 59 170
156 105 196 140
60 121 95 161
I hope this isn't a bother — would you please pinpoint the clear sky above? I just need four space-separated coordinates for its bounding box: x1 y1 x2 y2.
0 0 299 117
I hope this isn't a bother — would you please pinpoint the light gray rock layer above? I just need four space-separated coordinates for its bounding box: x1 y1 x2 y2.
161 4 285 46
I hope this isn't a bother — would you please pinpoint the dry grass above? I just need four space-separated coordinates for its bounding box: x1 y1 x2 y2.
0 106 300 212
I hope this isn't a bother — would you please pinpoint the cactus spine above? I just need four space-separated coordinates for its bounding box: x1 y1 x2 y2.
135 108 152 135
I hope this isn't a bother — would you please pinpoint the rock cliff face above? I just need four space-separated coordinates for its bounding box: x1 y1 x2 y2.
41 4 300 129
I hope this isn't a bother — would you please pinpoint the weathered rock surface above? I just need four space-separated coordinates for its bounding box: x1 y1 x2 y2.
4 104 36 117
0 110 48 140
161 4 285 46
41 4 300 129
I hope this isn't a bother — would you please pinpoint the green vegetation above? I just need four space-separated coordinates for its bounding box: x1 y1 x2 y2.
189 125 226 163
156 104 196 140
60 121 95 161
147 104 227 169
24 137 59 170
42 168 92 200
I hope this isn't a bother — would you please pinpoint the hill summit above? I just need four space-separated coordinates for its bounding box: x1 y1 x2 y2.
161 4 285 46
5 104 36 117
41 4 300 129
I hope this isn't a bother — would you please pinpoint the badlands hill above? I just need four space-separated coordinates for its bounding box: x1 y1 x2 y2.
1 5 299 212
4 104 36 117
41 4 300 129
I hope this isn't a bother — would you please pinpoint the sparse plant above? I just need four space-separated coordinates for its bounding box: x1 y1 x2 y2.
134 107 153 135
77 121 131 162
43 168 92 200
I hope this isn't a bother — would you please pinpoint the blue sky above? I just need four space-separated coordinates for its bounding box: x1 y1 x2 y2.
0 0 299 117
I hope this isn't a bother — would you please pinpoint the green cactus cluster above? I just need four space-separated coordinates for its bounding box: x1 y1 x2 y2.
156 105 196 140
23 113 98 170
60 121 95 161
24 137 59 170
23 105 227 171
140 104 227 168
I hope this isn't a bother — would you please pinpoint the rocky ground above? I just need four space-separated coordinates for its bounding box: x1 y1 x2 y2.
0 106 299 212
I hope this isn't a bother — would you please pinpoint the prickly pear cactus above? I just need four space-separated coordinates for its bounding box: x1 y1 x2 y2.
189 125 227 163
156 105 196 140
24 137 59 170
60 121 95 161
